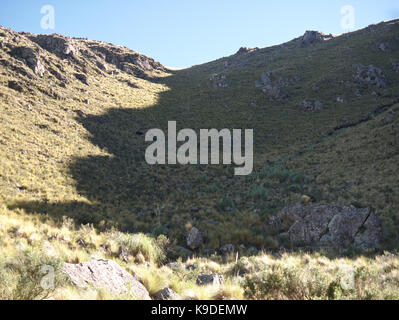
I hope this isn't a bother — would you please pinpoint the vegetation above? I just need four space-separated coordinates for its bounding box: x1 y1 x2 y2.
0 19 399 299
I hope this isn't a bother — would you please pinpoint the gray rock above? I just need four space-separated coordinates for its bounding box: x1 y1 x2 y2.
186 227 203 250
32 34 78 58
378 42 391 52
153 287 181 300
196 274 224 286
355 64 387 88
392 61 399 73
210 73 230 88
11 46 46 76
220 244 235 255
63 259 151 299
8 80 23 92
301 100 325 111
300 31 332 47
275 203 382 249
75 73 89 85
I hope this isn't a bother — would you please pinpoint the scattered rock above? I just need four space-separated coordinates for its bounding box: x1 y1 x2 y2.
355 64 387 88
220 244 235 255
8 80 23 92
392 61 399 73
174 245 194 258
63 259 151 299
153 287 181 300
166 262 181 270
186 227 203 250
378 42 391 52
248 247 258 255
96 60 108 71
196 274 224 286
274 203 382 249
118 246 132 263
75 73 89 85
336 97 345 103
301 100 325 111
210 73 230 88
76 238 87 248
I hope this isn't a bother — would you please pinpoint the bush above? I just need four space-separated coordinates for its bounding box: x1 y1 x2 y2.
0 248 66 300
113 232 166 265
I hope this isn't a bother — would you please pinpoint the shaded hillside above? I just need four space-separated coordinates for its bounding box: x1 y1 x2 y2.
1 19 399 254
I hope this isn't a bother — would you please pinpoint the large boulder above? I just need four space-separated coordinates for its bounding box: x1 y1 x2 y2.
63 259 151 299
272 203 382 249
186 227 203 250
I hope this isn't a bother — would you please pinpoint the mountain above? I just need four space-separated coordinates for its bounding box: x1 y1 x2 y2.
1 19 399 299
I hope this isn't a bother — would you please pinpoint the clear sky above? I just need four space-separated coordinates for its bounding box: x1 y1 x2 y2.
0 0 398 68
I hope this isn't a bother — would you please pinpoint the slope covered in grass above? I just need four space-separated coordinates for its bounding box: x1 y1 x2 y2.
0 19 399 259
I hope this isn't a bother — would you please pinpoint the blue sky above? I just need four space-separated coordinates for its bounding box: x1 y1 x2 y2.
0 1 398 68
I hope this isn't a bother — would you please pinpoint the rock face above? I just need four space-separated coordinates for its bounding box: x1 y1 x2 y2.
271 203 382 249
11 46 46 76
31 34 78 58
196 274 224 286
63 259 151 299
153 287 181 300
355 64 387 88
186 227 203 250
300 31 333 47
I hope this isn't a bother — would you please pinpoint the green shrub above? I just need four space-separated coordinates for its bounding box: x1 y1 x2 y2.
0 248 66 300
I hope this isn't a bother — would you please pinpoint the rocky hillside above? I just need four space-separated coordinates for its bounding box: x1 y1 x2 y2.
1 18 399 261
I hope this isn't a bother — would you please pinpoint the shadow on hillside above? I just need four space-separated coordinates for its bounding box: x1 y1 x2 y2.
9 68 255 248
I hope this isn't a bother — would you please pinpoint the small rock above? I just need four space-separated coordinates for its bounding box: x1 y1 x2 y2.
76 238 87 248
8 80 23 92
153 287 181 300
196 274 224 286
220 244 235 255
186 227 203 250
75 73 89 85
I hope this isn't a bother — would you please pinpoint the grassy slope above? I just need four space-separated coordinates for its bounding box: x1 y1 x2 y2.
0 19 399 299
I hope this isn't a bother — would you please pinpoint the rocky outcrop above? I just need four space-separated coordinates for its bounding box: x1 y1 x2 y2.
355 64 387 88
186 227 203 250
271 203 382 249
300 31 333 47
88 43 165 77
10 46 46 76
31 34 78 59
63 259 151 299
